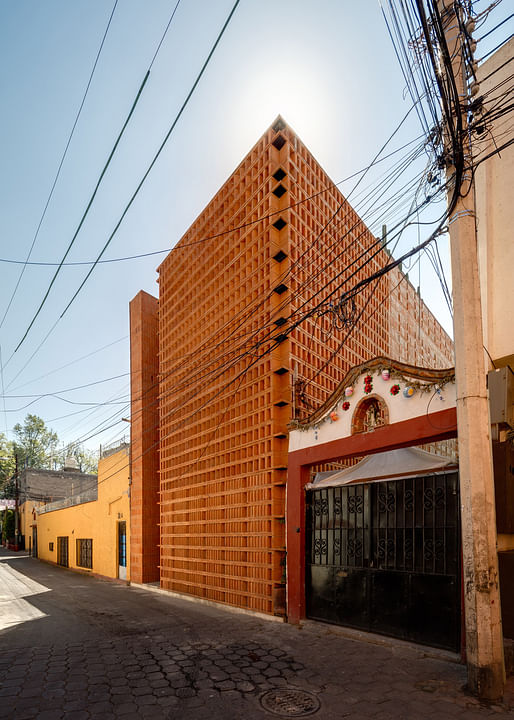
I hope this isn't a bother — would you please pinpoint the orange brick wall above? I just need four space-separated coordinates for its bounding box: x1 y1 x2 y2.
388 266 453 367
152 118 453 615
129 290 160 584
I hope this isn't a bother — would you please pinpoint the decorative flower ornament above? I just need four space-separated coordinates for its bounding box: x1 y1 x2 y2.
330 411 339 422
342 401 350 411
381 369 390 381
364 375 373 394
403 386 415 398
390 384 400 396
344 386 354 397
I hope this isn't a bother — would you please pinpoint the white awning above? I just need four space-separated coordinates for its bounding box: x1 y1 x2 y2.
306 446 458 489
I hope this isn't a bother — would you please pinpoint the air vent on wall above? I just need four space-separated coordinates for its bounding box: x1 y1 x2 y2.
272 134 286 150
273 250 287 263
273 217 287 231
272 184 287 198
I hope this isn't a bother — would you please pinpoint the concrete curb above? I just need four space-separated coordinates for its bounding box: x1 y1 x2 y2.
129 581 286 623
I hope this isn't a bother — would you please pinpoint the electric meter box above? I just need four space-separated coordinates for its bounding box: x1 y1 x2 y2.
488 366 514 428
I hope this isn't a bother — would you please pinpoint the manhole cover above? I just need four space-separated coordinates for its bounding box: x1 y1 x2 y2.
260 688 320 717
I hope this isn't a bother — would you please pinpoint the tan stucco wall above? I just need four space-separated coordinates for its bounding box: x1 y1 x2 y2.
19 500 45 551
289 370 456 452
476 37 514 368
36 449 130 580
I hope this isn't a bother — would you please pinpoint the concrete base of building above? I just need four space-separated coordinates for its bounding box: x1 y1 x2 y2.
505 638 514 676
130 582 285 623
300 619 462 665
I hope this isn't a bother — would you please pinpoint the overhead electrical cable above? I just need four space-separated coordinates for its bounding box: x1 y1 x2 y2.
6 335 127 394
59 0 241 320
9 0 185 358
478 34 514 62
1 372 129 400
65 157 455 476
0 0 119 332
478 13 513 42
77 222 455 493
8 0 241 382
0 132 426 268
12 72 150 356
65 4 470 479
41 90 444 448
82 146 444 437
65 147 444 447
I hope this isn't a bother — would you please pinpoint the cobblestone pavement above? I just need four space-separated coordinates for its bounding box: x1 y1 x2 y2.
1 549 513 719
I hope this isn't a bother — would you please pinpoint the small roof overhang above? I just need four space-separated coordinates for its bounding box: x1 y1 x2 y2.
306 446 458 489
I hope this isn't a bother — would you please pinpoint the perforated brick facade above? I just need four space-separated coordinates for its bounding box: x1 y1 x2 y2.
388 266 453 368
129 291 160 584
133 117 453 616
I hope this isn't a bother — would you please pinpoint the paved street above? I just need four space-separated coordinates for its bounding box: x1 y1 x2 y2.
1 548 513 719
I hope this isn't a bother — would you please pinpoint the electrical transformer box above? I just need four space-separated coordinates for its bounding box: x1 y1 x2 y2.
488 366 514 428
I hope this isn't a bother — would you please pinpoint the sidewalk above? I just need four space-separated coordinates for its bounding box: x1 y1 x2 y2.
0 547 513 719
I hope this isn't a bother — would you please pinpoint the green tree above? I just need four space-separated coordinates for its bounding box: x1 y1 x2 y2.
0 432 15 498
12 414 59 470
2 509 15 542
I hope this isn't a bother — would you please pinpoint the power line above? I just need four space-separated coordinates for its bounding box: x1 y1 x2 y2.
3 396 127 414
477 12 513 42
8 0 186 359
73 134 439 445
6 336 128 394
11 101 444 448
12 71 150 356
1 372 129 400
478 34 514 62
0 132 426 268
0 0 119 332
149 0 182 70
57 0 238 321
55 154 456 479
8 0 242 381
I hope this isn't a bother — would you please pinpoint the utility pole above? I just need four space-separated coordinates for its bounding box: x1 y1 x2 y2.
14 453 19 550
439 0 505 700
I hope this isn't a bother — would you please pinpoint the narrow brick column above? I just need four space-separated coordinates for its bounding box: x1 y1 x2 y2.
129 291 160 584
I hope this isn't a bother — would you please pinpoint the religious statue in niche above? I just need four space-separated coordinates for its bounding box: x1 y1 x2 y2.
365 402 380 431
351 395 388 435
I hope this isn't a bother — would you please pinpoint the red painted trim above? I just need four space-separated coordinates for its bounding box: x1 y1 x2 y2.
286 407 457 624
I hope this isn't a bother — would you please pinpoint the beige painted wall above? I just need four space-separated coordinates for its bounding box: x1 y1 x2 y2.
476 37 514 368
36 448 130 581
19 500 45 552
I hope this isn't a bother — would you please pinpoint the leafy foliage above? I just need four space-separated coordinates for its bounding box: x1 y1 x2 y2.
2 509 15 542
12 414 59 470
0 416 99 498
0 433 15 498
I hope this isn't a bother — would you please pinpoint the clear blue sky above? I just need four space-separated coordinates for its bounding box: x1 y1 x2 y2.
0 0 510 453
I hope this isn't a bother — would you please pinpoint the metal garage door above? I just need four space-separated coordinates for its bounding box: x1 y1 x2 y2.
306 472 461 651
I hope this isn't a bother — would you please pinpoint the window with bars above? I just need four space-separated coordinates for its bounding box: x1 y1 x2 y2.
76 538 93 569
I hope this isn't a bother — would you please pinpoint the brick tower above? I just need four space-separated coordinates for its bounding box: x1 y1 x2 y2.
131 116 453 616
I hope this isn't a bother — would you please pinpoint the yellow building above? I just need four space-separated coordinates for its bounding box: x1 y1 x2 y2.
20 499 44 555
16 465 97 554
36 445 130 581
